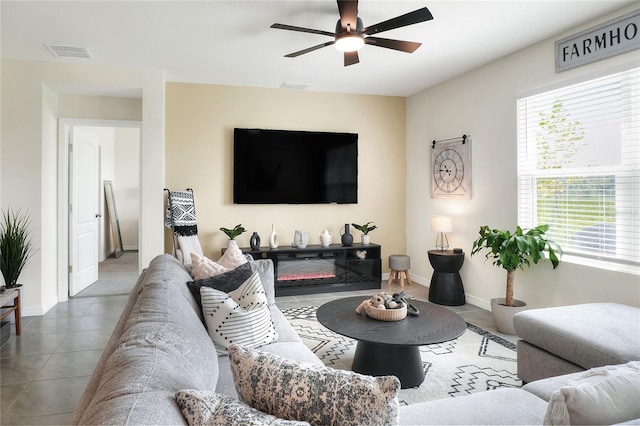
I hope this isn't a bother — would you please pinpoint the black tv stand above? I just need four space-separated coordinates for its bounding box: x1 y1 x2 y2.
242 243 382 297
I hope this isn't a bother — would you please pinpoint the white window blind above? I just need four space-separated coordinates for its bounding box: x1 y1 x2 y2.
517 67 639 266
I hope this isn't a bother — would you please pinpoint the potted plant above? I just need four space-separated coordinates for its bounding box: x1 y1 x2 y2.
471 224 562 334
0 209 35 292
220 224 246 247
352 222 377 245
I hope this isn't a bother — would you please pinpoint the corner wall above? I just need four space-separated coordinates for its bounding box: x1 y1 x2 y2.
406 5 640 309
165 83 406 269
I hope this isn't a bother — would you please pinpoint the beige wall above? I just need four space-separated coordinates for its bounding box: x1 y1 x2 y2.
406 5 640 309
165 83 406 270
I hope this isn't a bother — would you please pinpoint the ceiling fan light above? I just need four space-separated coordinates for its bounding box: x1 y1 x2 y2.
335 35 364 52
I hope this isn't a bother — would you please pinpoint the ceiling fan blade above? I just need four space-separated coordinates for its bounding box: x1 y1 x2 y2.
337 0 358 30
363 7 433 36
271 23 334 38
364 37 421 53
344 50 359 66
284 41 335 58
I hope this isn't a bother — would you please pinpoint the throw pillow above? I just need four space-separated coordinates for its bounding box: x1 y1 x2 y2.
543 361 640 426
201 272 278 355
228 344 400 426
190 242 247 280
187 262 253 309
175 389 310 426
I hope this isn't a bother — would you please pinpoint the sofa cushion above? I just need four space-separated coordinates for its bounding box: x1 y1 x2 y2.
190 242 247 280
543 362 640 426
201 272 278 354
187 262 253 309
175 389 310 426
228 344 400 426
248 258 276 306
514 303 640 369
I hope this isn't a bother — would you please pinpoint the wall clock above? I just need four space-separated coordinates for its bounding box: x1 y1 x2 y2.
431 135 472 199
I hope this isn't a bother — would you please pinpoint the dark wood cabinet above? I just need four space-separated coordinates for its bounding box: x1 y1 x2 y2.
243 243 382 296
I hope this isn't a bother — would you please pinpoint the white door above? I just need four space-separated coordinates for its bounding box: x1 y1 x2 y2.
70 127 101 296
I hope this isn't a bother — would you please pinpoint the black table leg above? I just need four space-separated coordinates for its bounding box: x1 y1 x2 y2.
352 341 425 389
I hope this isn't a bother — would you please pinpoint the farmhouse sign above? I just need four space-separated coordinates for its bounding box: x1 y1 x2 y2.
555 9 639 72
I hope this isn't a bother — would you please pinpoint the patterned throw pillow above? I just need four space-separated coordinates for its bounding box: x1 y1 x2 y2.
190 241 247 280
187 262 253 310
201 272 278 354
228 345 400 426
175 389 310 426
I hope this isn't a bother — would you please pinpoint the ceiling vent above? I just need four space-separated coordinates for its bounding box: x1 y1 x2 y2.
45 44 93 59
280 82 310 91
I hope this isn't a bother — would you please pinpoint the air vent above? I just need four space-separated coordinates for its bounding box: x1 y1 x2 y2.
45 44 93 59
280 82 310 91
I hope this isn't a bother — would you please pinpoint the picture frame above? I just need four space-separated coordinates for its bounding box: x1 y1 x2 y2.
431 136 472 199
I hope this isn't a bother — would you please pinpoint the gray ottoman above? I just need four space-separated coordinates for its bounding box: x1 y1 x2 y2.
514 303 640 383
388 254 412 287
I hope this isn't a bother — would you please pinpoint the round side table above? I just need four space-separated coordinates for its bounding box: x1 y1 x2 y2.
427 250 465 306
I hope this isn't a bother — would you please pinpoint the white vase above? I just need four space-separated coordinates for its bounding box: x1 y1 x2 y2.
269 224 279 249
361 234 370 245
490 297 527 335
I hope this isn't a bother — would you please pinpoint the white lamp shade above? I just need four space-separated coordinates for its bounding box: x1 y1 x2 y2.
431 216 453 233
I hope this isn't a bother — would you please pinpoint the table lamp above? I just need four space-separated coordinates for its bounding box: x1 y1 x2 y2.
431 216 453 251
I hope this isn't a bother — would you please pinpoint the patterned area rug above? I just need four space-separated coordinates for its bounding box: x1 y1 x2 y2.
282 306 521 406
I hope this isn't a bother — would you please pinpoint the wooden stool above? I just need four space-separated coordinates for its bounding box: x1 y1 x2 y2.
388 255 412 288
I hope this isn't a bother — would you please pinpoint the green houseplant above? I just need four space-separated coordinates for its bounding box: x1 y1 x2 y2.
220 224 246 241
352 222 377 245
471 224 562 334
0 209 35 290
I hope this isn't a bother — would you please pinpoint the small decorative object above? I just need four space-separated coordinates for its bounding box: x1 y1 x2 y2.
269 224 279 249
356 250 367 259
355 291 419 322
352 222 377 245
293 230 309 249
341 223 353 247
249 232 261 250
319 229 332 247
220 224 246 240
431 135 472 199
471 224 562 334
431 216 453 251
0 208 35 291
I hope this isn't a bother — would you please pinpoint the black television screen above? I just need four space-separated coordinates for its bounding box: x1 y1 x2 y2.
233 128 358 204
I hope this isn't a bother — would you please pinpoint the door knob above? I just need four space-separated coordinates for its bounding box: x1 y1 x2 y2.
95 213 102 218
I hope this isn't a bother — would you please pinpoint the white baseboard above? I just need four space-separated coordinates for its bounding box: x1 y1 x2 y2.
464 294 491 311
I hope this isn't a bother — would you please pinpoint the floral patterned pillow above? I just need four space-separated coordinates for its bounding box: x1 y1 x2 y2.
228 345 400 426
175 389 310 426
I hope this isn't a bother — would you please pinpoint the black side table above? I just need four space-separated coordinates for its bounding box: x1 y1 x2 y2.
427 250 465 306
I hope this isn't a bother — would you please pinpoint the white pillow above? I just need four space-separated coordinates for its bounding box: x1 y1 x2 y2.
190 241 247 280
543 361 640 426
200 271 277 354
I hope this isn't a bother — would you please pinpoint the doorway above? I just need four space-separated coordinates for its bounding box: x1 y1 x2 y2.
58 119 141 301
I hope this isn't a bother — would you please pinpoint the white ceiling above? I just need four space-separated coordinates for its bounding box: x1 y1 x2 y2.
1 0 636 97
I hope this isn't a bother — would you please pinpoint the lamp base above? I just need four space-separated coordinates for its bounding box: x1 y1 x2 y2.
435 233 449 251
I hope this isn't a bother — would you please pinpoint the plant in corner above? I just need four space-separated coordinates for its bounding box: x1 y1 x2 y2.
220 224 246 241
0 209 36 291
352 222 377 245
471 224 562 334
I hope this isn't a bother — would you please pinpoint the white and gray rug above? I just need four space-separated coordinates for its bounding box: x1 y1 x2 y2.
282 306 521 406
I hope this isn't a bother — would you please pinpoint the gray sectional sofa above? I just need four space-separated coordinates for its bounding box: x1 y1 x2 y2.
71 254 638 425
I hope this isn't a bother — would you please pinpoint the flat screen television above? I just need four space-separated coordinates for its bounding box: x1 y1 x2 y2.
234 128 358 204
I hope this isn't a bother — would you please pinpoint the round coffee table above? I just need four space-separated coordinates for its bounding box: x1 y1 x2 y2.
316 295 466 388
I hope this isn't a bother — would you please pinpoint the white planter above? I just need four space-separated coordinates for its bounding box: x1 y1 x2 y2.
361 235 370 245
490 297 527 335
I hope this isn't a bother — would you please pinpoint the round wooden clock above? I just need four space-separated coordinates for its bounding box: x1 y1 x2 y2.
431 136 472 199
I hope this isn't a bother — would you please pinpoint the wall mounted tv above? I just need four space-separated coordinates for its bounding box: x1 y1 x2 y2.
233 128 358 204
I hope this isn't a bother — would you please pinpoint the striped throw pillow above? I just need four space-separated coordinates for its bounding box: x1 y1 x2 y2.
201 271 278 354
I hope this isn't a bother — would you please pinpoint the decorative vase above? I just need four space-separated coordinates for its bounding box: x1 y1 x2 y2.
250 232 261 250
361 234 370 245
341 223 353 247
490 297 527 335
320 229 332 247
269 224 279 249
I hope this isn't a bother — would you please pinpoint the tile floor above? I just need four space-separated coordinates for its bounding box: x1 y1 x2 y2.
1 278 516 425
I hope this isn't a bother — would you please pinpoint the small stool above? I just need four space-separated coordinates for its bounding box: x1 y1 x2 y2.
388 255 412 288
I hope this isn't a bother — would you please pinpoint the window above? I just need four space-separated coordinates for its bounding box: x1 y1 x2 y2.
517 67 639 267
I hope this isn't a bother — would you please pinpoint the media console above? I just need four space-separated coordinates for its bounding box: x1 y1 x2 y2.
241 243 382 296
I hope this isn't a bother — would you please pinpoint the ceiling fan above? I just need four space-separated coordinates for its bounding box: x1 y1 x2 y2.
270 0 434 67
